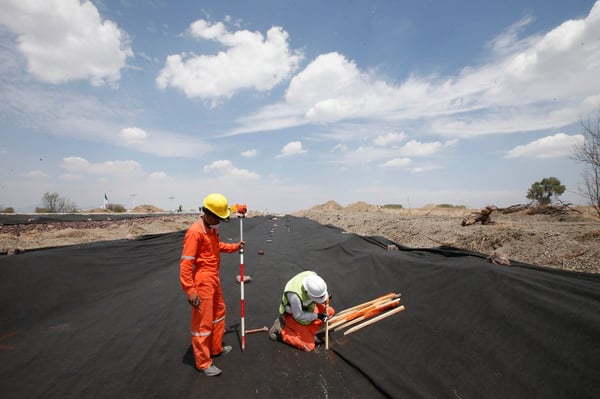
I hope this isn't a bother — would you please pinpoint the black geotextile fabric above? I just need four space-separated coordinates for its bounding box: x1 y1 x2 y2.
1 216 599 399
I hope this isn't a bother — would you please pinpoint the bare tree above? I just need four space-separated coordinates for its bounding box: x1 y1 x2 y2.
39 192 78 213
572 112 600 217
41 192 60 213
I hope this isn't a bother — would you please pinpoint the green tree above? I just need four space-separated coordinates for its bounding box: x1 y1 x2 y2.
526 177 566 206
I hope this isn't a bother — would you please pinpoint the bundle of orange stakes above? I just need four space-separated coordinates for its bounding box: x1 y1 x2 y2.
325 292 406 346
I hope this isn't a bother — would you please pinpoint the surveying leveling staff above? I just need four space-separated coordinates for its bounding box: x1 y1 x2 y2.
179 193 245 377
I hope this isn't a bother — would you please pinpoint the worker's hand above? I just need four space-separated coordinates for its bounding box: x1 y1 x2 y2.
188 294 200 308
239 240 246 249
317 313 328 322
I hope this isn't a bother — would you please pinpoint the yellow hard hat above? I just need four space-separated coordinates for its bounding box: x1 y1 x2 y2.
203 193 230 220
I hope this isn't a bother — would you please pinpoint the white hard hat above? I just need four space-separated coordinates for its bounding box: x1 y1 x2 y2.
302 274 328 303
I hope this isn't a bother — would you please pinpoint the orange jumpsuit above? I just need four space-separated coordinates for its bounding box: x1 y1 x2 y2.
281 302 335 351
180 220 240 370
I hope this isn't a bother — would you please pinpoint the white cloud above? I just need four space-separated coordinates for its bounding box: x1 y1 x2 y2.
382 158 411 168
59 173 83 181
24 170 48 178
233 3 600 138
121 127 148 145
0 0 132 86
203 159 259 180
486 16 536 55
61 156 143 176
156 19 302 102
399 139 458 157
241 149 257 157
148 172 169 180
505 133 584 158
373 132 406 146
277 141 306 158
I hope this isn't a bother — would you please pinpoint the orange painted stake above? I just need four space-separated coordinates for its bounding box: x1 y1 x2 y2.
330 292 397 322
333 298 401 331
328 295 400 330
344 305 406 335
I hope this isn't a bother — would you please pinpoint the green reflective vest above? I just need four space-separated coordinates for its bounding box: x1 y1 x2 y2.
279 271 317 321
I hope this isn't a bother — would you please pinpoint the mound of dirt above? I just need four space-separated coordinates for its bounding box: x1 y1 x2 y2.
131 204 164 213
344 201 379 212
294 202 600 274
310 200 343 211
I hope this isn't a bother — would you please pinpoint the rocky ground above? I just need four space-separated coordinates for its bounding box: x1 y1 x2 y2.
1 201 599 274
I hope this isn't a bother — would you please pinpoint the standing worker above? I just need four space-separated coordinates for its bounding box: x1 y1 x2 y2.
180 193 245 377
268 270 334 352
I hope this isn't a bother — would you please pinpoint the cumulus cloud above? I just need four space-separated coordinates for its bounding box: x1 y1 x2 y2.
0 0 132 86
505 133 584 158
203 160 259 180
382 158 412 168
156 19 302 103
234 3 600 138
148 172 169 180
373 132 406 146
277 141 307 158
399 139 458 157
61 156 143 176
121 127 148 145
241 149 257 157
24 170 48 178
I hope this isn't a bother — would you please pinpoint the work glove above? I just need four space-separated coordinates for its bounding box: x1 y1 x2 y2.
188 294 201 308
317 313 328 322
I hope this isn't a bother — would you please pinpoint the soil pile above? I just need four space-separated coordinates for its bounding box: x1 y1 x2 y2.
294 201 600 274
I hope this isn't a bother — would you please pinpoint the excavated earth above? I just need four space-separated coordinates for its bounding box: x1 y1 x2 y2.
1 202 599 274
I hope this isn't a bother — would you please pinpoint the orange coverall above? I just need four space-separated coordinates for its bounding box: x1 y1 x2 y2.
180 220 240 370
281 302 335 351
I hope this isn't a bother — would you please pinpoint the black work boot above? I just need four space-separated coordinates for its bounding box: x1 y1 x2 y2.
268 317 282 341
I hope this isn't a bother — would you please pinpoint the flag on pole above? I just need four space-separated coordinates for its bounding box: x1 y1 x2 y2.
104 193 109 209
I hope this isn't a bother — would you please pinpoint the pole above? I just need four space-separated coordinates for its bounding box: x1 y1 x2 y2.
239 214 245 351
325 296 330 350
234 203 248 351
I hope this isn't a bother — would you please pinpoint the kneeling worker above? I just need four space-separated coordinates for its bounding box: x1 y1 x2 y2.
269 271 335 351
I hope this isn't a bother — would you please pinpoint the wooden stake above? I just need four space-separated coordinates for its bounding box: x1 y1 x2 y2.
333 298 401 331
344 305 406 335
328 297 400 330
330 292 397 322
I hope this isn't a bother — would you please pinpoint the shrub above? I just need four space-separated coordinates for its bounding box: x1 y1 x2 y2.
526 177 565 206
382 204 403 209
106 203 127 213
437 204 467 209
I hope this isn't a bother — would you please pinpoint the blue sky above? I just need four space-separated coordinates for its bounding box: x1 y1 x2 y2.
1 0 599 213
